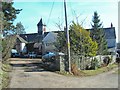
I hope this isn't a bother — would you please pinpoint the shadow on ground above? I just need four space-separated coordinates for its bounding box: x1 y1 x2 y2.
10 61 56 72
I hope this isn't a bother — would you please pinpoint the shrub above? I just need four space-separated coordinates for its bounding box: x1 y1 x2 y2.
71 64 80 76
103 56 111 66
88 58 98 70
116 57 120 63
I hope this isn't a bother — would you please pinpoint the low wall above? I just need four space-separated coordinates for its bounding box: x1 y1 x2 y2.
94 55 116 64
72 55 117 70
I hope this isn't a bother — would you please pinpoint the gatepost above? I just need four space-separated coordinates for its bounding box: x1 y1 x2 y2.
55 53 65 72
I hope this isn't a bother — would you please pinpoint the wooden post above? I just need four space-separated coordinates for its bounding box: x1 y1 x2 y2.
64 0 71 73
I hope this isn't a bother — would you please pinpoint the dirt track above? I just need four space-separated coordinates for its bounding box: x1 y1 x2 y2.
9 58 119 88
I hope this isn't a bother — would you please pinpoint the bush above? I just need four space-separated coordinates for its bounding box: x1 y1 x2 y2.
86 58 98 70
116 57 120 63
1 62 12 88
103 56 111 66
71 64 80 76
2 35 17 62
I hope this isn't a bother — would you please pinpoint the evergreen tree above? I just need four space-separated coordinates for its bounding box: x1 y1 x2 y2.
14 22 26 34
0 10 4 52
2 2 22 36
56 22 98 57
56 22 98 68
69 22 98 57
1 1 22 61
91 11 108 55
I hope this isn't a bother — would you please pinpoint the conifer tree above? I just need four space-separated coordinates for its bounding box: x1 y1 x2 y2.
1 1 22 61
91 11 108 55
56 22 98 57
69 22 98 57
14 22 26 34
2 1 22 36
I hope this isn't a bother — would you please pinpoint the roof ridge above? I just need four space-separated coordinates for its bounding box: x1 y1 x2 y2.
16 35 28 43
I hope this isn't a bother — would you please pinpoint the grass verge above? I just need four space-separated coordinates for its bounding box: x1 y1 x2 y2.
56 63 118 77
55 71 74 76
2 71 10 88
1 62 12 88
82 63 118 76
113 63 120 74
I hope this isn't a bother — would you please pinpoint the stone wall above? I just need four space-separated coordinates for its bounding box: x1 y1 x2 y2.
94 55 116 64
55 55 65 71
72 55 116 70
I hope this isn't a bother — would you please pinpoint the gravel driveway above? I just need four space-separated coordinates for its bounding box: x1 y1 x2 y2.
9 58 118 88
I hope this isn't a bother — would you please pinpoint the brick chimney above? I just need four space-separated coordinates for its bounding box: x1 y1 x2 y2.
43 24 46 35
42 24 46 39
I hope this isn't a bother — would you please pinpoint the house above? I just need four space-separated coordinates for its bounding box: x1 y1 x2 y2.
14 18 48 55
15 35 28 54
42 26 116 55
104 27 116 53
42 32 58 54
14 18 116 56
86 24 116 54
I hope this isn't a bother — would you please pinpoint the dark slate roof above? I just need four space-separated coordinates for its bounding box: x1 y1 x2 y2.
106 39 116 48
87 27 116 39
16 35 28 43
43 32 49 37
87 27 116 48
19 32 49 43
19 33 42 43
18 27 116 49
52 31 64 33
104 27 116 39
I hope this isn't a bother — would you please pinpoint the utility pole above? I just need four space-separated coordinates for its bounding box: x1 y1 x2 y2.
64 0 71 73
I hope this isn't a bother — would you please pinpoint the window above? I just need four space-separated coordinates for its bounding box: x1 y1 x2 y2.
46 43 53 46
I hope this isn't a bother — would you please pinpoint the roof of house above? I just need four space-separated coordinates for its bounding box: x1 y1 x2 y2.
17 27 116 49
87 27 116 48
19 33 42 43
53 27 116 39
18 32 49 43
52 30 64 33
87 27 116 39
43 32 49 37
104 27 116 39
106 39 116 48
16 35 28 43
42 32 58 43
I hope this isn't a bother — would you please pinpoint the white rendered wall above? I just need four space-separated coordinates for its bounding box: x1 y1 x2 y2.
21 43 26 53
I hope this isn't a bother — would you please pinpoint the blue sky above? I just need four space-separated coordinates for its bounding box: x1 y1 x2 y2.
13 0 118 42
